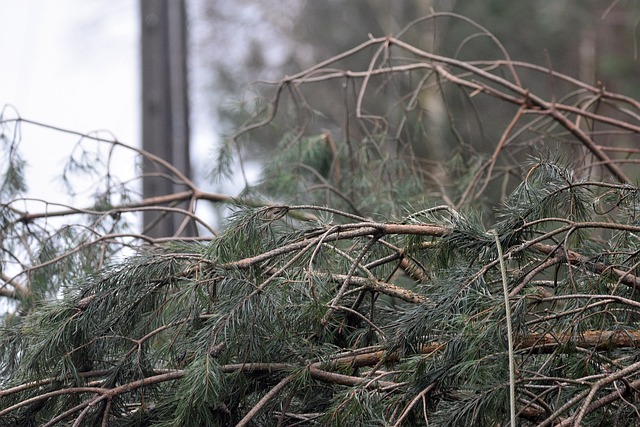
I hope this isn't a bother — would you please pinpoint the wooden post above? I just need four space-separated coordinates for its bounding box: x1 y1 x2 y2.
140 0 191 237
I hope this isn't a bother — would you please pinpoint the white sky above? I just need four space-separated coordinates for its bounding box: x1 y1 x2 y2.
0 0 229 208
0 0 139 200
1 1 138 132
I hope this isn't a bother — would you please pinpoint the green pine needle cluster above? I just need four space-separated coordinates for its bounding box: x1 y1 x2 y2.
4 155 640 424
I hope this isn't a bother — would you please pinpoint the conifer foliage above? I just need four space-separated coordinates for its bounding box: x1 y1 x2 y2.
3 14 640 426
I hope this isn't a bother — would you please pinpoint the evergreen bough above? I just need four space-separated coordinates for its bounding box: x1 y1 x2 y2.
3 14 640 426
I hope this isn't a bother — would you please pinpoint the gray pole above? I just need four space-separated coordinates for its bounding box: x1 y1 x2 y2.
140 0 191 238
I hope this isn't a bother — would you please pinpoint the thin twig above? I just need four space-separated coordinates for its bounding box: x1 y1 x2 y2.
490 229 517 427
236 374 296 427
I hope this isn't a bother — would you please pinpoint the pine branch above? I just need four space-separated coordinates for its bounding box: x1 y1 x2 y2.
490 229 517 427
224 222 449 270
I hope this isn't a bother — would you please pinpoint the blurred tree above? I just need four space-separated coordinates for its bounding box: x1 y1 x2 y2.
140 0 192 237
195 0 640 188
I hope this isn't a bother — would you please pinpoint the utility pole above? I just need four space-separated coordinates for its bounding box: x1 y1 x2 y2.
140 0 191 238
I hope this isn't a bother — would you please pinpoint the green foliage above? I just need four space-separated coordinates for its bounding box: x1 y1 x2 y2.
158 356 229 427
5 154 640 424
5 10 640 426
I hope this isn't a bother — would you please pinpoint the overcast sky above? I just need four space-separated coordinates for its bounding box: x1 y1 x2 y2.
1 1 137 133
0 1 229 203
0 0 139 200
